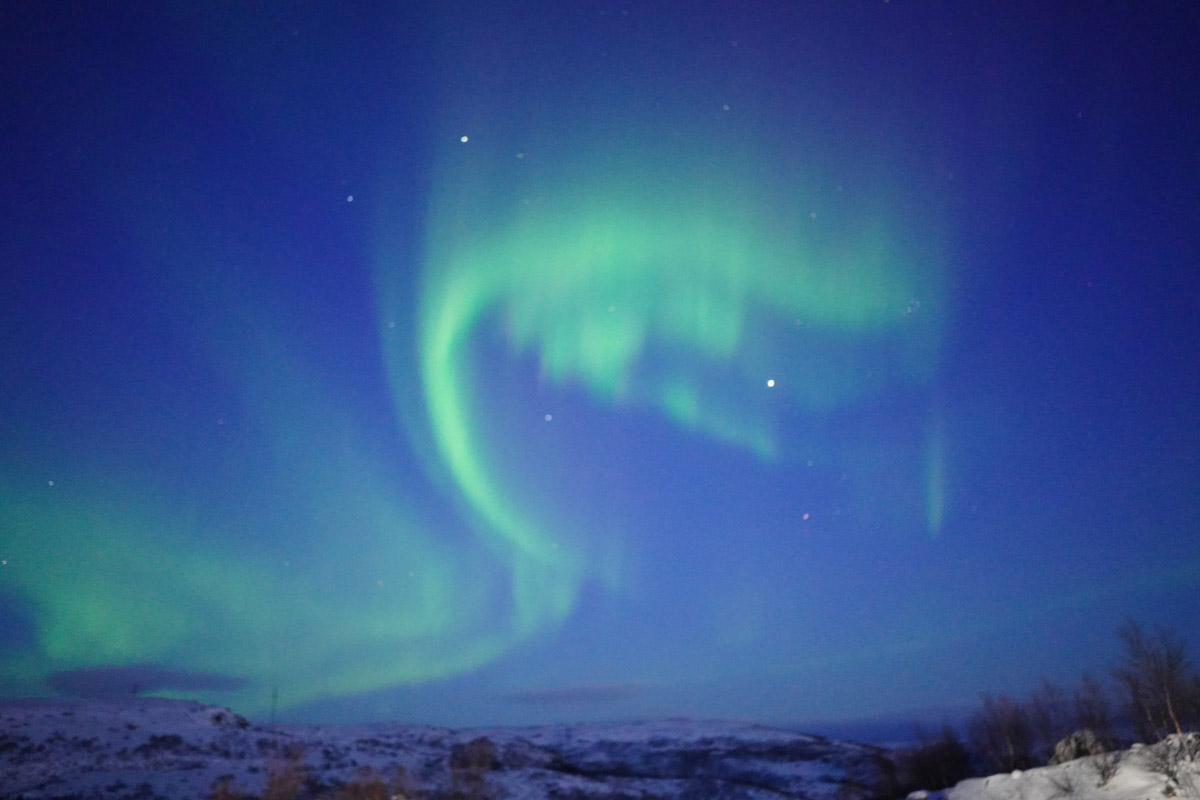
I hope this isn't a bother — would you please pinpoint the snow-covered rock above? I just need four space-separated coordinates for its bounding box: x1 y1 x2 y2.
1049 730 1108 766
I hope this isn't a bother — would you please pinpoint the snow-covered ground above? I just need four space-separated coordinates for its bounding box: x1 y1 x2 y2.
915 738 1199 800
0 696 890 799
2 696 1196 800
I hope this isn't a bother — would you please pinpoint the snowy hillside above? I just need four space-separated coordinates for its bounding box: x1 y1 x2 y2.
4 697 1196 800
915 737 1200 800
0 697 893 799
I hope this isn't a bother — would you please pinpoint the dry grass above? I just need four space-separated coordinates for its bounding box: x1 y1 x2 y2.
206 743 484 800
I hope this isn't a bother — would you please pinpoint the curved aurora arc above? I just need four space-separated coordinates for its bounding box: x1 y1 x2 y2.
382 42 949 666
0 11 946 719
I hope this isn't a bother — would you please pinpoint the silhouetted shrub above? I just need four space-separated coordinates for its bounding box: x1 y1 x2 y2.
1029 680 1072 763
333 765 412 800
263 743 309 800
895 726 973 792
968 694 1035 772
1072 675 1116 746
209 774 254 800
449 736 497 800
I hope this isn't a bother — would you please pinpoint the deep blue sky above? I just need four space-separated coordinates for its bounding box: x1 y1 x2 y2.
1 1 1197 730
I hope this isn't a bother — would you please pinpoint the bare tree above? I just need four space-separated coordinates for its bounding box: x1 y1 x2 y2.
897 725 973 791
1029 680 1072 763
1068 673 1122 784
1112 621 1199 742
968 694 1035 772
1073 673 1115 746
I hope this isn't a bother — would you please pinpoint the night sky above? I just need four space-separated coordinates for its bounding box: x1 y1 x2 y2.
2 1 1198 729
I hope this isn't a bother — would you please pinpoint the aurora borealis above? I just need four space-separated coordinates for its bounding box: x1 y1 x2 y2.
403 90 944 641
2 2 1199 730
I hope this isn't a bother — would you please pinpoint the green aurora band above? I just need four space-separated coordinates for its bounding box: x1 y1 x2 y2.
0 333 515 712
383 93 947 656
0 10 947 716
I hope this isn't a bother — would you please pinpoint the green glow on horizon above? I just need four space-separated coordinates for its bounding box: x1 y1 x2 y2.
0 480 510 713
0 261 527 714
